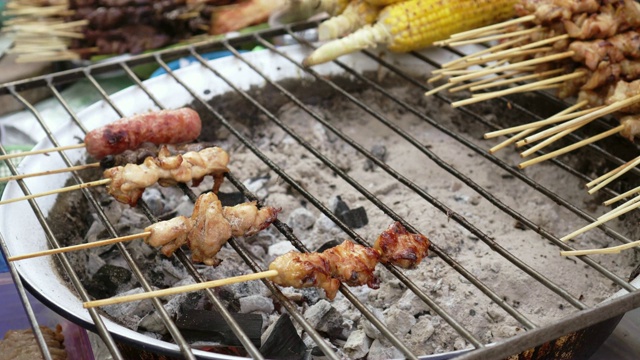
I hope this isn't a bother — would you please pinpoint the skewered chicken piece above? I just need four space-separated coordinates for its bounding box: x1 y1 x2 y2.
144 192 280 266
103 145 230 206
373 221 430 269
269 222 429 299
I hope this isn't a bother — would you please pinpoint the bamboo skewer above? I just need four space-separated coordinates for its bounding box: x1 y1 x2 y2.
586 159 635 188
0 178 110 205
447 51 575 84
561 200 640 242
84 270 279 308
470 68 563 92
439 36 528 69
448 70 533 94
439 14 536 44
519 123 585 158
588 156 640 195
0 163 100 183
484 101 589 139
463 34 570 66
0 143 85 161
8 232 152 262
445 26 543 47
560 240 640 256
597 195 640 220
518 94 640 146
603 185 640 206
452 71 584 107
518 125 625 169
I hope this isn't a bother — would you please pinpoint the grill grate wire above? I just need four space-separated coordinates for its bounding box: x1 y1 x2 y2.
0 21 638 360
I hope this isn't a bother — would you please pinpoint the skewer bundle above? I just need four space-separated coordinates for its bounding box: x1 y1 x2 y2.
1 0 277 63
426 0 640 255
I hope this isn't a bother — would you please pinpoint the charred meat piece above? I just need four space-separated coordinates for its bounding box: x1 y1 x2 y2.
374 222 430 269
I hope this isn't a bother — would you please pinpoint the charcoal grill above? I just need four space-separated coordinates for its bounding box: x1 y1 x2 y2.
1 20 639 360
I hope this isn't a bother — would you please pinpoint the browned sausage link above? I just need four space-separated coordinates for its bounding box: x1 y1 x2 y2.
84 107 202 160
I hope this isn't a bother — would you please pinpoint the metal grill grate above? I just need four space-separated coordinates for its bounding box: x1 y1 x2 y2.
1 21 639 360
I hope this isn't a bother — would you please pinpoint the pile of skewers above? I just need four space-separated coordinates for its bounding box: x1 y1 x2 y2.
425 0 640 256
1 0 283 62
1 107 431 309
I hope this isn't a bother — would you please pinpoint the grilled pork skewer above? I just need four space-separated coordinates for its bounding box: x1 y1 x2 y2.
269 222 430 300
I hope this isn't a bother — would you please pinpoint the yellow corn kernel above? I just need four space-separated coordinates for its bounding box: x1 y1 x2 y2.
304 0 518 66
364 0 404 6
318 0 381 41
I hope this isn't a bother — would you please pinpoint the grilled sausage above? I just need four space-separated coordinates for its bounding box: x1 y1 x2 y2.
84 107 202 159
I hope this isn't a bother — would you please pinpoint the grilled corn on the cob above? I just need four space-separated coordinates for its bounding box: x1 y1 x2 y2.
364 0 404 5
318 0 381 41
304 0 518 66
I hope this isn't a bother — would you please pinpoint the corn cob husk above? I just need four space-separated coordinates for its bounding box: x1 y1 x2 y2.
304 0 518 66
318 0 381 41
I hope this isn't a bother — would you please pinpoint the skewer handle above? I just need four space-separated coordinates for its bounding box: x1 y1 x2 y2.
0 143 85 161
0 178 111 206
8 231 152 262
83 270 279 308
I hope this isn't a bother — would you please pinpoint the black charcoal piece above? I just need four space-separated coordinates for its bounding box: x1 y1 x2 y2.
176 309 262 347
85 264 131 299
332 196 350 217
260 314 309 359
217 191 246 207
316 239 342 253
337 206 368 229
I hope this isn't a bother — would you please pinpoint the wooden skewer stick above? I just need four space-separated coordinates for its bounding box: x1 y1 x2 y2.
84 270 279 308
465 34 570 66
484 101 589 139
452 71 584 107
561 199 640 242
427 74 445 83
597 195 640 220
0 163 100 183
560 240 640 256
0 178 110 206
588 156 640 195
0 143 85 161
519 122 586 158
9 232 152 262
446 27 543 47
425 82 455 96
603 185 640 206
448 51 575 84
440 36 528 69
518 125 624 169
586 158 637 188
470 68 563 92
448 68 537 93
445 15 536 42
487 103 587 153
519 94 640 146
459 47 554 71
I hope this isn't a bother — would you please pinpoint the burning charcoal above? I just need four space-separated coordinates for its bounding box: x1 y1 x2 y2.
102 288 157 330
268 241 296 257
176 309 262 347
304 300 345 339
364 145 387 171
260 314 309 359
343 329 372 359
332 196 368 229
385 307 416 337
287 207 316 230
243 176 270 199
217 191 246 207
85 264 132 299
